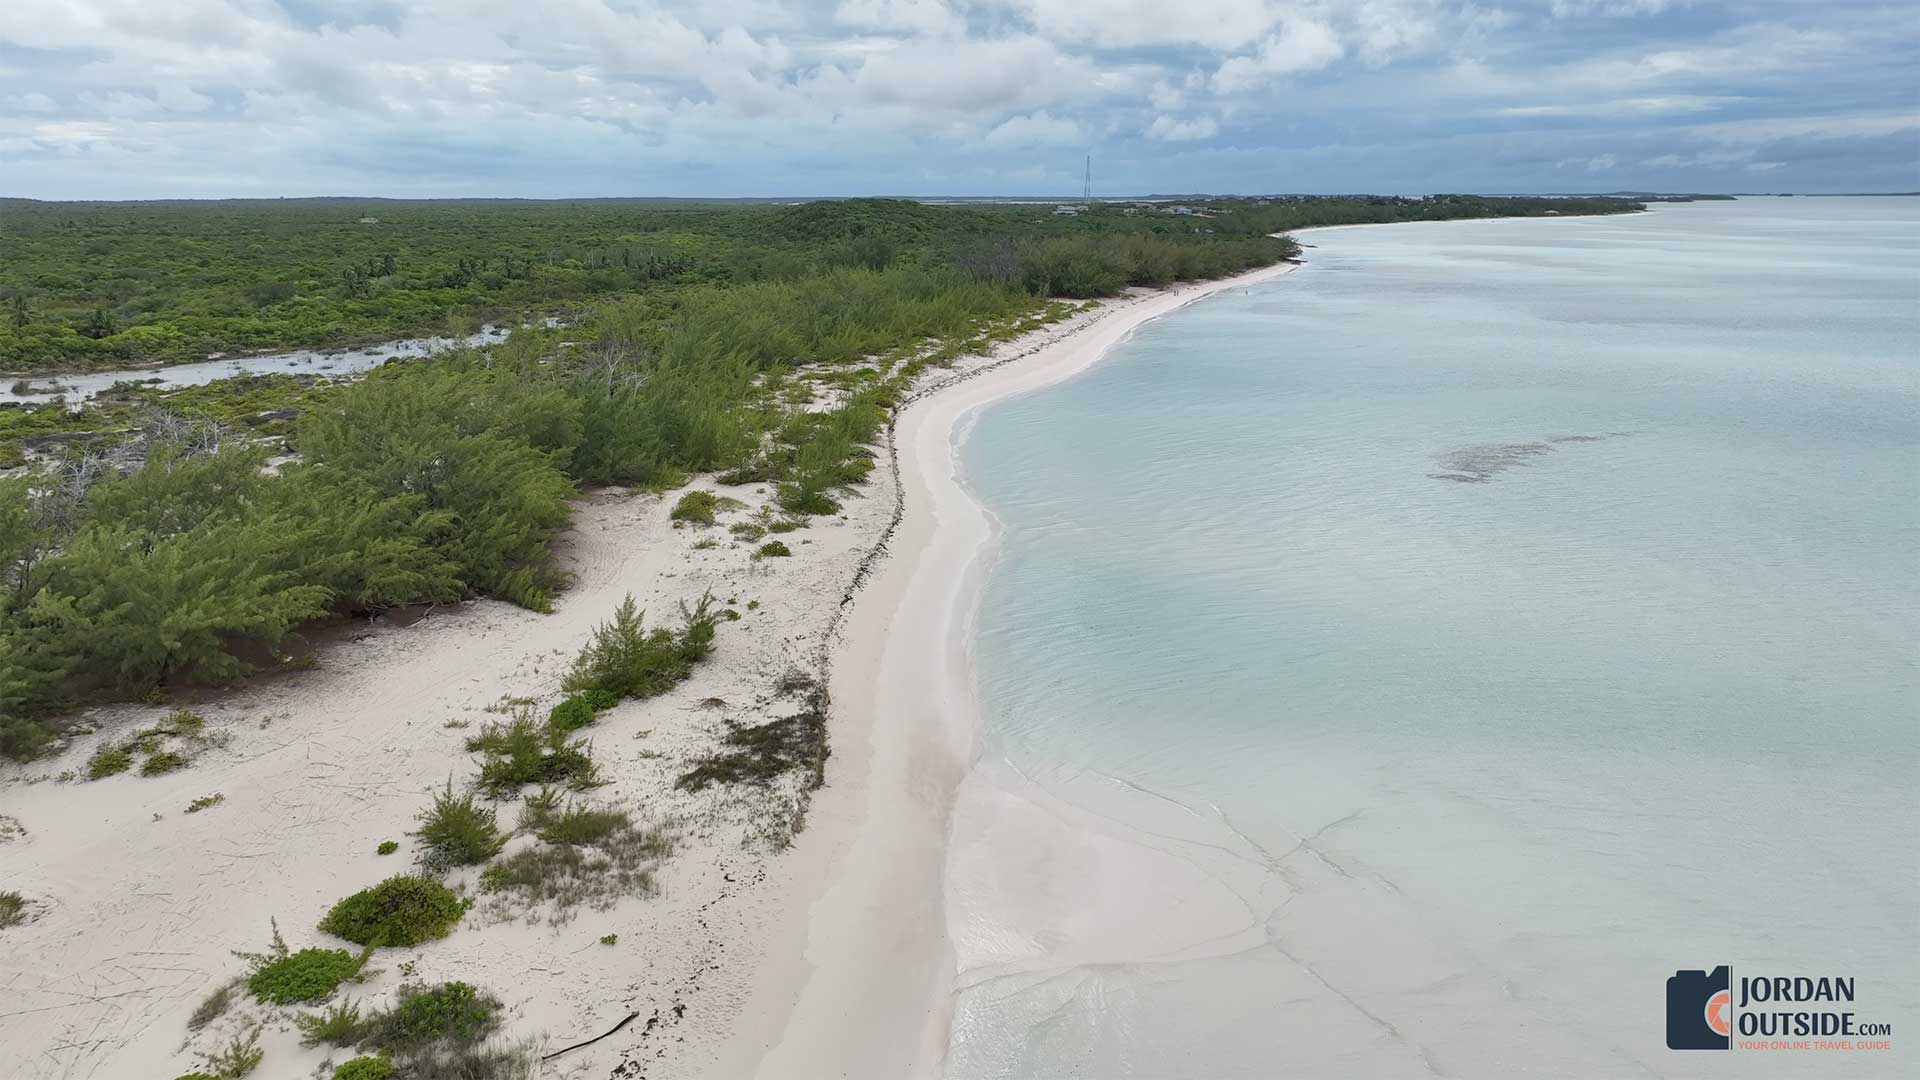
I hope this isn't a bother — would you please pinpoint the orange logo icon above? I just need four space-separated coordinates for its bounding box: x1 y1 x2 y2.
1705 989 1731 1037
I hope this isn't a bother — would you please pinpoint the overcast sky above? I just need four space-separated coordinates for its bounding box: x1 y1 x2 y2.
1 0 1914 199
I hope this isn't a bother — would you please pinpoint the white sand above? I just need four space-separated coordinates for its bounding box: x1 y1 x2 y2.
0 260 1295 1080
738 261 1300 1080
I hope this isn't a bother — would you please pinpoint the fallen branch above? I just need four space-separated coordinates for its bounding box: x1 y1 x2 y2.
542 1009 640 1061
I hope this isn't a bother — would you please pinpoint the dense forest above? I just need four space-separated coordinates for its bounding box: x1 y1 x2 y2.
0 194 1644 758
0 194 1638 371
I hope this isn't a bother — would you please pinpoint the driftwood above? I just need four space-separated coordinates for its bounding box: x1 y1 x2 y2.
542 1010 641 1061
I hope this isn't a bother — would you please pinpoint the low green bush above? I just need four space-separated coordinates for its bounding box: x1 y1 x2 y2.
0 891 25 929
415 780 504 867
318 876 467 947
548 688 620 731
330 1058 394 1080
469 713 600 798
142 750 190 775
755 541 792 559
528 801 630 846
670 489 718 525
562 592 718 700
376 840 399 855
203 1028 264 1077
248 946 365 1004
296 1000 364 1047
358 981 499 1054
87 743 132 780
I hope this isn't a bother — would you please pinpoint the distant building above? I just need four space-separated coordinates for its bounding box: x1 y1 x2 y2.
358 216 380 224
1052 204 1086 215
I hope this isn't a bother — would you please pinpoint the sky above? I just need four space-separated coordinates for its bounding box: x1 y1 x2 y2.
0 0 1914 199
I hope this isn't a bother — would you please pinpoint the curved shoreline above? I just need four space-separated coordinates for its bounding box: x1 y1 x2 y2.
743 260 1300 1078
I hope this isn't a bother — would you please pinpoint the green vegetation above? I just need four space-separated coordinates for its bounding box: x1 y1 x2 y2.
481 800 668 918
414 780 505 868
358 981 499 1055
1 196 1643 761
546 689 617 732
754 540 792 559
466 709 601 798
562 592 718 701
297 1000 365 1047
0 890 25 928
670 489 721 525
86 743 132 779
331 1057 395 1080
188 979 240 1031
141 749 189 775
599 933 618 946
185 792 224 813
202 1028 264 1078
237 921 372 1004
247 946 367 1004
318 876 468 947
376 840 399 855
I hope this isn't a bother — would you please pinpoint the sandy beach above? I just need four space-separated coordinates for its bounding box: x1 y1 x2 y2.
0 260 1296 1080
737 260 1300 1080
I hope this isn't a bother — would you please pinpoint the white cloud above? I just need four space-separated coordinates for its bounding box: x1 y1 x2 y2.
983 109 1085 147
1496 95 1742 118
1551 0 1687 16
1212 18 1344 92
835 0 963 36
1014 0 1281 51
1146 113 1219 141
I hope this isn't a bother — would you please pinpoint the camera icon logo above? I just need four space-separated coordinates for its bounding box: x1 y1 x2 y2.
1667 966 1731 1050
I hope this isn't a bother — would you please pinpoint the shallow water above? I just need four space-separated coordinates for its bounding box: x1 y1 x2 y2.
1 325 512 406
953 199 1919 1078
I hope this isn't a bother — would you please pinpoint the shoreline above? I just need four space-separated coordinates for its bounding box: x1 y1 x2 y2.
740 259 1300 1078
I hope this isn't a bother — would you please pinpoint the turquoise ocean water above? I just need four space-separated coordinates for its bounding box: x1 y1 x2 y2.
952 199 1918 1078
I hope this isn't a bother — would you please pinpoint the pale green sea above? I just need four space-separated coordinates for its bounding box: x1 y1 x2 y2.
952 198 1919 1078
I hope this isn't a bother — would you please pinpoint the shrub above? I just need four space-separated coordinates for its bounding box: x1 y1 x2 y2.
670 489 718 525
0 891 25 928
142 750 190 775
469 712 600 798
546 691 614 733
331 1058 394 1080
527 801 630 846
203 1028 264 1078
754 541 792 559
600 933 618 946
296 1000 364 1047
562 592 719 700
248 946 366 1004
319 876 467 947
415 780 505 867
188 979 238 1030
87 743 132 780
186 793 224 813
376 840 399 855
359 981 500 1054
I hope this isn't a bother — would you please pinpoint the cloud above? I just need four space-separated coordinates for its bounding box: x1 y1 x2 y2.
0 0 1911 197
1212 18 1344 92
983 109 1085 147
835 0 963 37
1495 95 1743 118
1147 113 1220 141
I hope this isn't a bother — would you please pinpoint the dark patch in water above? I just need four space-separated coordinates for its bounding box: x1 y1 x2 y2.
1429 432 1629 483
